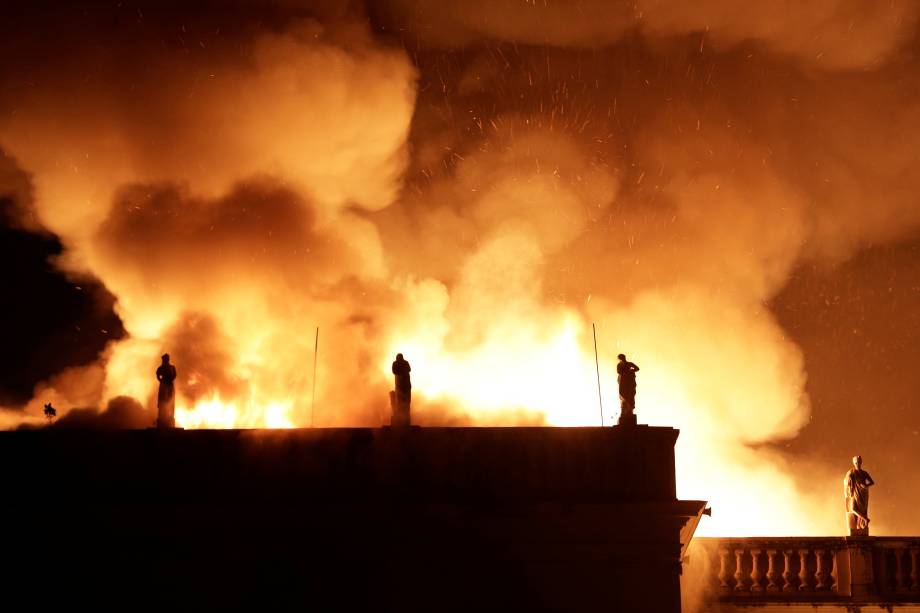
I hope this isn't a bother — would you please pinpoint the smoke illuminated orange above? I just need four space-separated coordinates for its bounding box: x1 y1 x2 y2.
4 2 919 540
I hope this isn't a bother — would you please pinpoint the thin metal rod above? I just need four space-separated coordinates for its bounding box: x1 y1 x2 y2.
592 323 603 426
311 327 319 428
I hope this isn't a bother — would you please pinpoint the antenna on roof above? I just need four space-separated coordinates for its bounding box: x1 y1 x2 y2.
311 327 319 428
592 323 603 427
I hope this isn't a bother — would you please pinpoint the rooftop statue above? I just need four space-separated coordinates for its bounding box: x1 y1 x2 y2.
390 353 411 427
616 353 639 426
844 454 875 536
156 353 177 429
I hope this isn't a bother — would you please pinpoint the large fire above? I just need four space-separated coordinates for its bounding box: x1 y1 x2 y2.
3 2 919 538
93 279 834 537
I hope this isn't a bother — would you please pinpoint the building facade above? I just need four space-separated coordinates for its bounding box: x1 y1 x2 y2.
2 425 705 611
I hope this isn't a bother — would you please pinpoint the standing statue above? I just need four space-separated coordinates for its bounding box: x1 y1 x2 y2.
156 353 177 429
390 353 412 427
844 455 875 536
616 353 640 425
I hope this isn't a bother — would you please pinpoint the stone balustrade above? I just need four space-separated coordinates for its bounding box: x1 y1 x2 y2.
693 537 920 603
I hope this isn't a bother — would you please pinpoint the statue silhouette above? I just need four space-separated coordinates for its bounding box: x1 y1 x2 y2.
156 353 177 429
616 353 639 425
390 353 411 426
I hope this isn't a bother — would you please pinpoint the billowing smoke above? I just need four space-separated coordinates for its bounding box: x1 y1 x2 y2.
0 151 124 419
1 1 919 536
48 396 153 430
0 2 418 430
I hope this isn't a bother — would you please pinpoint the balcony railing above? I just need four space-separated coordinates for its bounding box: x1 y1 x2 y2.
692 537 920 603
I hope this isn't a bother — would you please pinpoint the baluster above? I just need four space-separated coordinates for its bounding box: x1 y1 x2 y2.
880 546 889 592
782 550 795 592
734 549 747 592
718 547 731 593
910 548 919 591
750 549 763 592
815 549 829 590
831 549 839 592
798 549 812 591
766 549 779 591
895 548 907 592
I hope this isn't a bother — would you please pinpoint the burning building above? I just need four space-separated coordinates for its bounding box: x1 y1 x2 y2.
1 0 919 552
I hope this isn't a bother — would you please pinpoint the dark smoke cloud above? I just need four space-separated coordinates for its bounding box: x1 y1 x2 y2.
0 150 36 231
0 151 124 409
95 179 354 296
50 396 153 430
